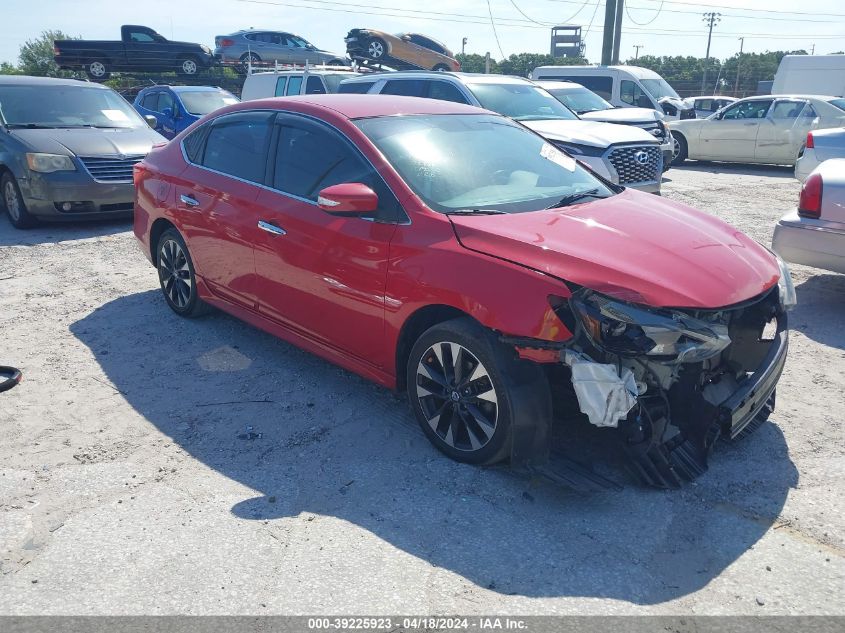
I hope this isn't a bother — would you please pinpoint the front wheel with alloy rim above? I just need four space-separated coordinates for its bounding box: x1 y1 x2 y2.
178 57 199 75
407 317 548 465
672 133 688 165
1 173 37 229
367 38 386 59
156 229 209 317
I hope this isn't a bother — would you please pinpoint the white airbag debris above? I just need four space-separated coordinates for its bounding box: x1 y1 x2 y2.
564 351 638 428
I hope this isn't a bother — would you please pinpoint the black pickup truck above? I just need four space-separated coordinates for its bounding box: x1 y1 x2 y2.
54 25 216 81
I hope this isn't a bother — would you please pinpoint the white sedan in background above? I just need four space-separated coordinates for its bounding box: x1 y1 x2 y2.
670 95 845 166
773 158 845 275
795 127 845 182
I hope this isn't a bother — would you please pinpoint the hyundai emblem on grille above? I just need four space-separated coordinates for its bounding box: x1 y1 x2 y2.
634 151 650 165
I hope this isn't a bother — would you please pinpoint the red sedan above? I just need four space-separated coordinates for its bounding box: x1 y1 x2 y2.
134 95 795 487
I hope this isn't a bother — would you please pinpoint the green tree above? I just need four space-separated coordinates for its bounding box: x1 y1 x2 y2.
0 61 21 75
455 53 498 74
498 53 588 77
19 30 81 78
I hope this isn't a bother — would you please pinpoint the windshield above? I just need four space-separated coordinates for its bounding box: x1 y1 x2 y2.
178 90 239 116
640 78 680 101
322 73 359 93
829 98 845 112
466 83 578 121
0 85 146 129
547 87 612 114
355 114 613 214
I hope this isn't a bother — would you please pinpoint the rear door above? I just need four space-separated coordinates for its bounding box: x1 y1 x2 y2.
252 113 402 366
699 99 772 160
174 111 276 308
756 99 817 163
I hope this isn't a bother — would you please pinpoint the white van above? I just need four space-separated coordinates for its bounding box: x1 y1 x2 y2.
530 65 695 120
772 55 845 97
241 66 360 101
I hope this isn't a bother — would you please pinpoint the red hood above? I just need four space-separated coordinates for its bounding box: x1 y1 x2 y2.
450 189 779 309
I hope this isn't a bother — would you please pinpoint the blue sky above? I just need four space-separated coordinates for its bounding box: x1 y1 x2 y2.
2 0 844 65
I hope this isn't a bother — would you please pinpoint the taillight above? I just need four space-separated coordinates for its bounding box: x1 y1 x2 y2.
798 172 822 219
220 38 235 47
806 131 815 149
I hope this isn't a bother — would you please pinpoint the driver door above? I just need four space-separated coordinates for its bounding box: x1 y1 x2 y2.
252 114 403 367
755 99 817 163
698 99 773 161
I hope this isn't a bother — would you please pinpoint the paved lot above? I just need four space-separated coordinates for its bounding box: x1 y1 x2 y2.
1 163 843 615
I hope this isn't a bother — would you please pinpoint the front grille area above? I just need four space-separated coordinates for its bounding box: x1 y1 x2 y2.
607 145 662 185
79 155 145 183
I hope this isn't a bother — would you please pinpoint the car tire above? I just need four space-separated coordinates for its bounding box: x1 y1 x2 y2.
366 38 387 60
177 56 200 76
1 173 37 229
672 134 688 165
85 59 110 81
433 64 450 72
326 59 347 66
238 52 261 73
155 228 210 318
406 317 546 466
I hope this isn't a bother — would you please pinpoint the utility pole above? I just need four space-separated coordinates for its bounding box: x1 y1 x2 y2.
462 37 468 56
601 0 617 66
612 0 625 64
633 44 644 60
701 12 721 93
485 52 491 74
733 37 744 97
811 43 815 54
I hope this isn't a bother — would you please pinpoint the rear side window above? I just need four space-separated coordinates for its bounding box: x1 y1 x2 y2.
305 76 326 94
428 81 468 104
338 81 375 94
771 100 808 119
182 125 210 164
381 80 426 97
286 76 303 96
274 77 287 97
695 98 713 111
199 111 275 183
558 75 613 100
272 115 403 221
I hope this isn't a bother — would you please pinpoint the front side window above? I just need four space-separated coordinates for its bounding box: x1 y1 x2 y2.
355 113 613 214
467 83 577 121
157 91 175 114
0 85 147 129
199 111 275 183
620 80 651 108
722 100 773 120
305 76 326 94
129 32 155 43
141 92 160 111
272 116 402 221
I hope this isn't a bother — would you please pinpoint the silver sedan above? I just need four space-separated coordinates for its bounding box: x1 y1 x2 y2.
213 30 348 68
773 158 845 275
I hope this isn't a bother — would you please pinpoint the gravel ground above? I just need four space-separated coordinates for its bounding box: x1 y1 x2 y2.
1 163 843 615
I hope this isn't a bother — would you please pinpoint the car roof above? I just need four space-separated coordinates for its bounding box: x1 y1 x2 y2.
341 71 529 85
0 75 108 88
139 85 230 93
229 29 294 35
534 80 584 90
739 94 840 101
534 65 663 79
247 69 358 78
235 94 489 118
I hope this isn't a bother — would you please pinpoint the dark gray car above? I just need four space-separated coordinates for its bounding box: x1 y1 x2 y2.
213 30 348 69
0 76 164 229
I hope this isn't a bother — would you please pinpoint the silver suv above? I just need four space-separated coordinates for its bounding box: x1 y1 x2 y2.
338 72 663 193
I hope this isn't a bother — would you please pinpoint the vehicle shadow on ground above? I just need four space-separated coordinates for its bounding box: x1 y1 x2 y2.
674 162 794 178
0 214 131 247
71 290 799 604
792 273 845 349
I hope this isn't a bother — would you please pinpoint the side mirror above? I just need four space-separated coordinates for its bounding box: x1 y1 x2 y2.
317 183 378 217
144 114 158 128
161 107 173 119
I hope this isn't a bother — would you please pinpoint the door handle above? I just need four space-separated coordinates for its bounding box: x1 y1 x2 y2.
258 220 286 236
180 193 200 207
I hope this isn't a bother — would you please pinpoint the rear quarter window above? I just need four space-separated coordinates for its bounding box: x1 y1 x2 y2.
338 81 375 94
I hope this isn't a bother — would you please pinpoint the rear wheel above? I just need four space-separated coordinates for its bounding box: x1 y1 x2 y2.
1 173 37 229
366 38 387 60
433 63 450 72
672 134 688 165
156 229 209 317
238 52 261 73
86 60 110 81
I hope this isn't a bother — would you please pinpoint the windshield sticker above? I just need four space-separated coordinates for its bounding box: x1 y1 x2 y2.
102 109 130 122
540 142 576 172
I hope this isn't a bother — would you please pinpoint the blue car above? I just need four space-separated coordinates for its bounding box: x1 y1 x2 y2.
133 85 239 139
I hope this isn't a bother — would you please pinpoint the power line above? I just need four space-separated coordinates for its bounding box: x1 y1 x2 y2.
509 0 591 26
626 0 664 26
547 0 845 19
487 0 507 59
